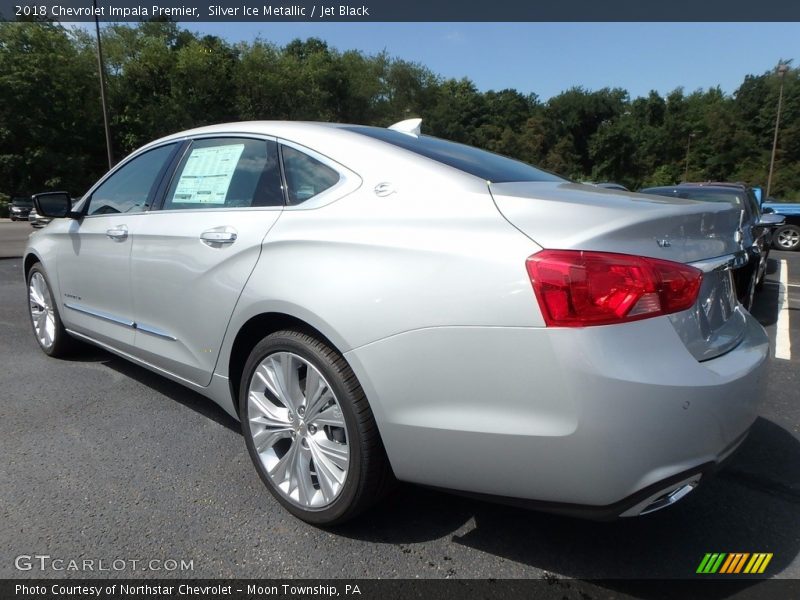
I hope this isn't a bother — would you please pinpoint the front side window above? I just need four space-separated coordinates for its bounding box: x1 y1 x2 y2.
281 145 340 205
86 144 176 216
163 138 283 210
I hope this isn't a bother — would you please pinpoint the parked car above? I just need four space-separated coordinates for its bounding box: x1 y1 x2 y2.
27 121 767 525
639 183 783 310
761 199 800 251
9 197 33 221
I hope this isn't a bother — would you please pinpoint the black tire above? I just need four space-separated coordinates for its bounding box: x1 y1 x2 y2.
26 264 75 357
773 224 800 252
239 329 393 525
9 216 16 221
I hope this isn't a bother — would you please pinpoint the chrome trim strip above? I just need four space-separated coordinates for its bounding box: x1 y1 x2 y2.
690 251 749 273
64 303 177 341
135 322 177 341
64 303 135 328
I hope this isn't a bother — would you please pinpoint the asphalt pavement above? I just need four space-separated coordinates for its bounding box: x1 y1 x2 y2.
0 220 34 258
0 252 799 584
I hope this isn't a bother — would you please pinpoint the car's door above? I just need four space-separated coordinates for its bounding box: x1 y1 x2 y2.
129 136 285 386
57 143 179 351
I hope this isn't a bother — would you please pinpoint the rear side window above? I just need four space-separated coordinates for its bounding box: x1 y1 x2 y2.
342 126 563 183
163 138 283 210
87 143 176 216
281 145 340 204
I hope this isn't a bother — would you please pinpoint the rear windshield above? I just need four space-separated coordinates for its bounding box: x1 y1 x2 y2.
342 126 563 184
640 187 743 207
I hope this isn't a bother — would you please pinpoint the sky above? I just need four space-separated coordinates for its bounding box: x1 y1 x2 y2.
172 22 798 101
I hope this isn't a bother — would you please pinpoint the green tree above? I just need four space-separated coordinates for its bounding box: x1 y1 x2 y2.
0 22 102 195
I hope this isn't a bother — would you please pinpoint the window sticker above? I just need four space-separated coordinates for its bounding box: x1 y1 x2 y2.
172 144 245 204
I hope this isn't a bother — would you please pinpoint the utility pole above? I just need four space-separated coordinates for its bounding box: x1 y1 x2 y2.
93 0 114 170
683 132 695 182
766 62 790 199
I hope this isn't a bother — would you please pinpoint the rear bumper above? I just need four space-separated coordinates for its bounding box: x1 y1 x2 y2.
441 427 750 520
346 311 768 513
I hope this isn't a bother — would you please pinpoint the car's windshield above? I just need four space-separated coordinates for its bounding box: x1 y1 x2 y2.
11 199 33 208
342 126 564 184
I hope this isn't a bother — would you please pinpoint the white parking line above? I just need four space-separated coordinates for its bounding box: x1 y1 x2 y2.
775 259 792 361
764 280 800 289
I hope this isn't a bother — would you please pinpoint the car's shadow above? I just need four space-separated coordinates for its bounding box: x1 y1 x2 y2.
752 258 781 326
331 418 800 580
66 345 240 433
68 337 799 591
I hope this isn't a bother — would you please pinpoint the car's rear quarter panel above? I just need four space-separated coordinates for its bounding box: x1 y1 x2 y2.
347 311 767 506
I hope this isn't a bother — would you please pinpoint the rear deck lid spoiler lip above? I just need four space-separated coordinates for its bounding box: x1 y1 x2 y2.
690 251 749 273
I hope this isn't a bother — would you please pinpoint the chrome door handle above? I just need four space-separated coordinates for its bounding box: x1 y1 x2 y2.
200 230 237 246
106 225 128 241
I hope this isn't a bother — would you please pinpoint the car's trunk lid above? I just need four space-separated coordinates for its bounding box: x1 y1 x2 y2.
490 181 749 361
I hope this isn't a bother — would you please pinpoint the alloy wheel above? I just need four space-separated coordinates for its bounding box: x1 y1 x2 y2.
777 227 800 250
29 272 56 350
246 351 350 509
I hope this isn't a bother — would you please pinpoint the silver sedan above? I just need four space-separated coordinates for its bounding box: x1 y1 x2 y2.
25 120 768 524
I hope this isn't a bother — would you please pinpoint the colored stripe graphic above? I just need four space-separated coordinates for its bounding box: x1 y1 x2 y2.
744 553 774 574
759 554 773 573
733 553 750 573
719 553 749 573
697 553 727 573
719 554 736 573
698 553 772 574
697 554 713 573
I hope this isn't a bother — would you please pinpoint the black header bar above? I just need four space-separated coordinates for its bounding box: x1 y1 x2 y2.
3 579 800 600
2 0 800 22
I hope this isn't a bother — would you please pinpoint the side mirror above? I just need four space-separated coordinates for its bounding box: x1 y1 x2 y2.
755 213 785 228
32 192 79 219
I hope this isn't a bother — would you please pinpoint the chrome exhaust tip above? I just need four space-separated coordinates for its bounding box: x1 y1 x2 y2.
639 482 698 515
620 475 702 517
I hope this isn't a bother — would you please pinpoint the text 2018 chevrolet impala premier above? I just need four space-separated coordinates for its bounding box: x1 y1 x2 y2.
25 120 768 525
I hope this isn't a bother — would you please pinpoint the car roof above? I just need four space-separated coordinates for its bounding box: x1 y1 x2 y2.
144 121 345 145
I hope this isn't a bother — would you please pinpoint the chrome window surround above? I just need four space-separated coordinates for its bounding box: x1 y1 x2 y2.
277 137 362 210
76 133 362 217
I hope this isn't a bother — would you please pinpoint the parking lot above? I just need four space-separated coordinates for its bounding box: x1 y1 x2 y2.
0 220 33 258
0 246 798 581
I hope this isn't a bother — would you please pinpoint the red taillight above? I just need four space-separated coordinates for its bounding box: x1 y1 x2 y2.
525 250 703 327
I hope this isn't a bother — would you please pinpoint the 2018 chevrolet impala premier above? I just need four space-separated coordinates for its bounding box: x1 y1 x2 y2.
25 120 768 525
